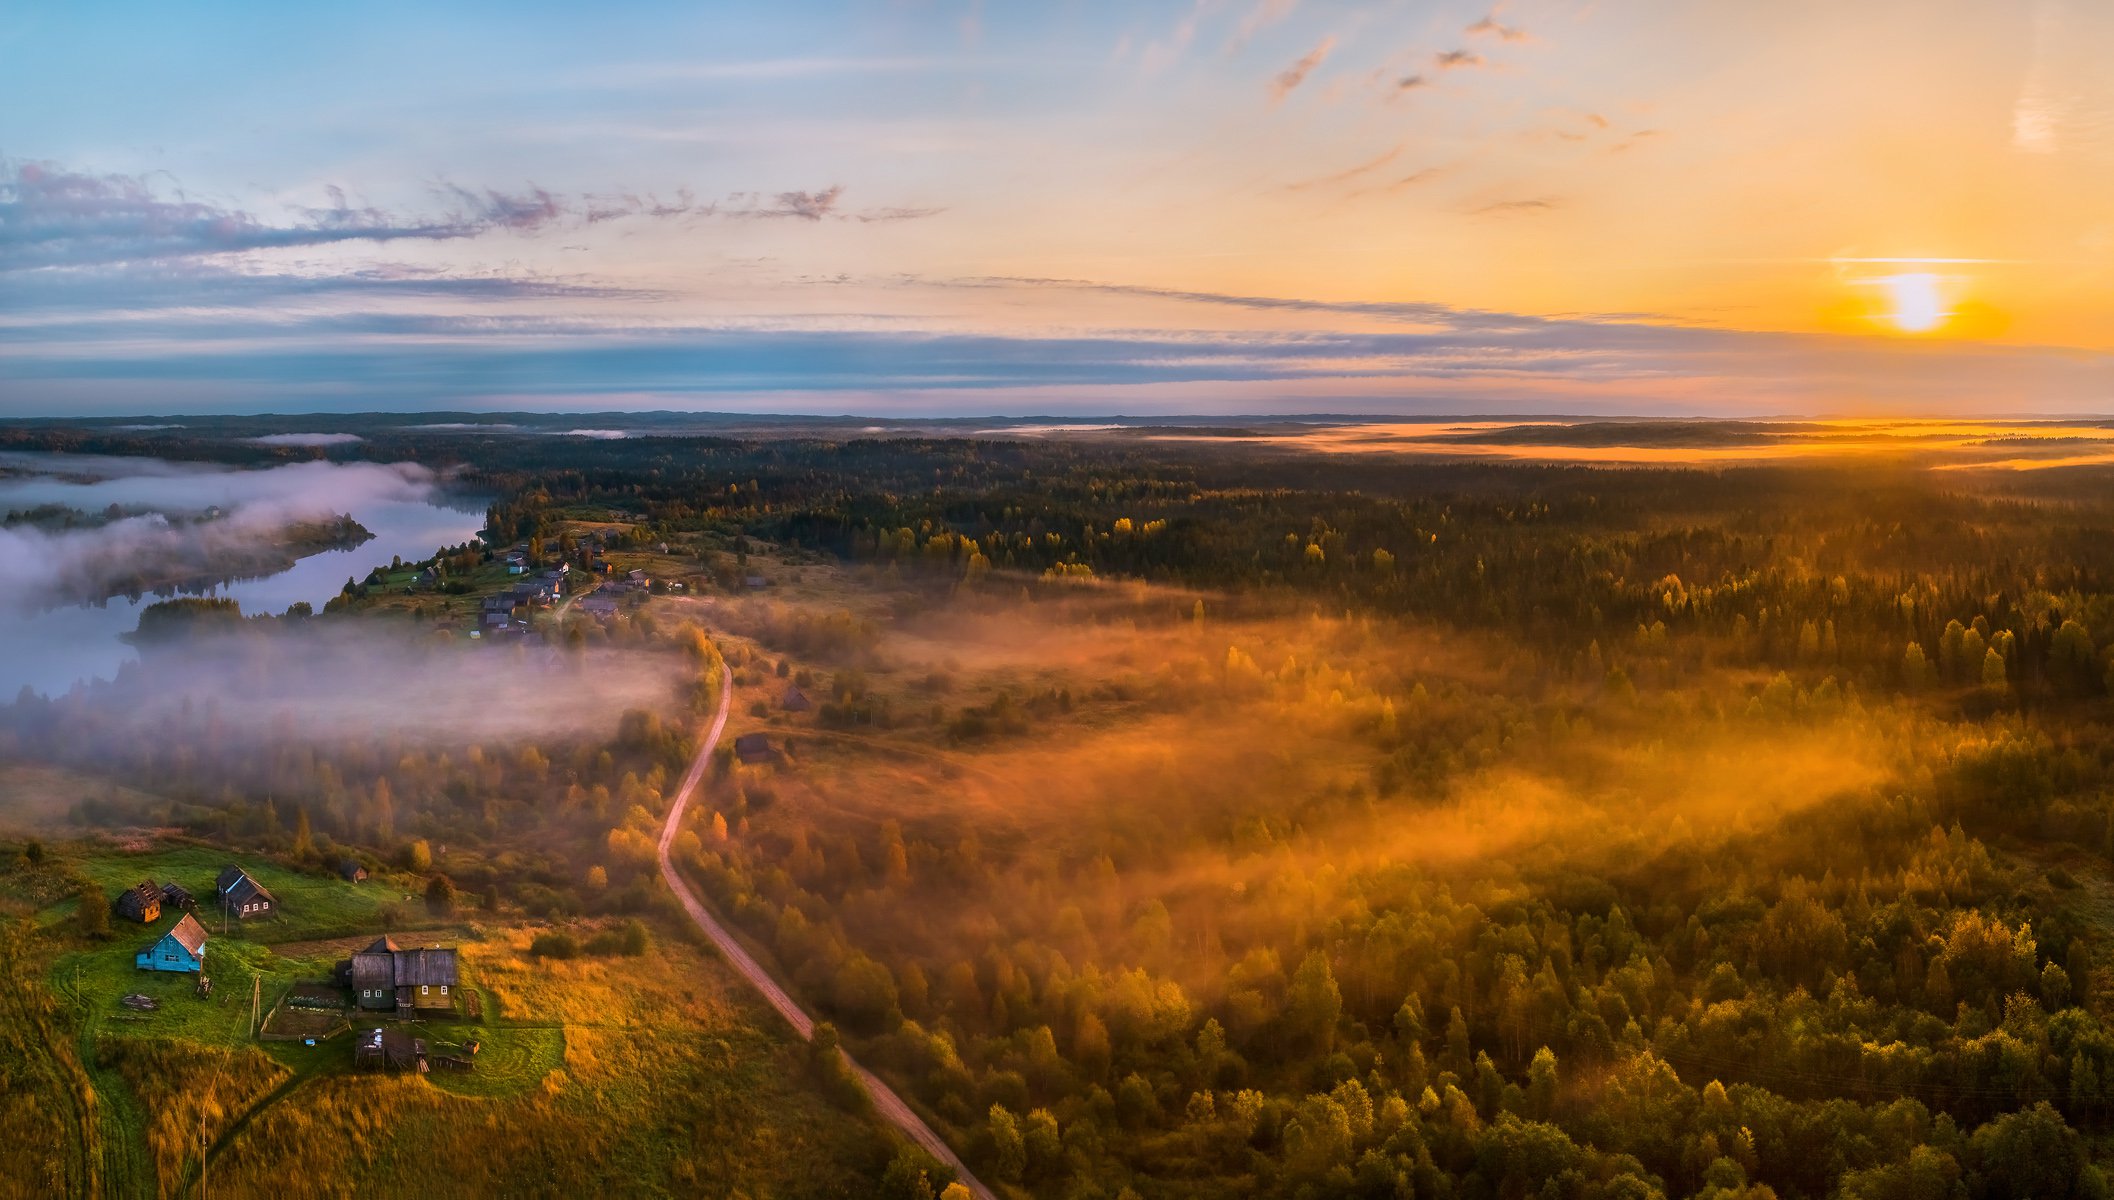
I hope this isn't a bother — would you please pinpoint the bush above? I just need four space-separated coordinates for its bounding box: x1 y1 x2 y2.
76 882 110 940
586 919 651 957
529 932 582 960
425 873 457 916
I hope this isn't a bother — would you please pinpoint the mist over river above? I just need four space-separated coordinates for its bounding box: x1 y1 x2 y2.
0 454 487 697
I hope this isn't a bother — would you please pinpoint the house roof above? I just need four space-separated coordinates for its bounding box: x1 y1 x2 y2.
117 879 161 916
734 732 775 763
165 914 208 957
351 941 458 990
224 866 272 904
350 951 395 990
394 948 459 987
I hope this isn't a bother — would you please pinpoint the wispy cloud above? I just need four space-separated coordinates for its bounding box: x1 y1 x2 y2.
0 161 934 270
15 288 2114 419
1231 0 1298 50
723 186 844 221
1270 37 1336 101
1435 49 1485 70
1465 15 1528 41
1469 197 1560 216
1284 143 1405 191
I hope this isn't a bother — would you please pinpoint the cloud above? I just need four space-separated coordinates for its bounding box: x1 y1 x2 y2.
1270 38 1336 101
12 302 2114 419
741 187 843 220
0 261 665 313
1232 0 1299 49
0 162 468 271
0 161 930 270
1283 143 1406 191
858 206 948 223
1139 0 1212 73
1465 15 1528 41
1469 197 1559 216
1392 74 1429 95
1434 49 1484 69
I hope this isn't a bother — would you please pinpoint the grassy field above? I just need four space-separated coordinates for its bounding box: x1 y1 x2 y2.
68 843 428 943
0 838 896 1198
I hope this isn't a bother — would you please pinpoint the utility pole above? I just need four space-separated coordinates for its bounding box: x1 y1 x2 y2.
250 975 261 1039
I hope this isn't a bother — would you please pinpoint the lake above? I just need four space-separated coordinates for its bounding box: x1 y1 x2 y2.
1 458 489 697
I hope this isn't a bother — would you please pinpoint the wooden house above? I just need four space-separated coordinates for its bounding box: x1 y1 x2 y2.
341 936 461 1017
114 879 162 924
159 882 197 912
338 859 369 884
779 684 811 713
216 866 278 920
134 914 207 974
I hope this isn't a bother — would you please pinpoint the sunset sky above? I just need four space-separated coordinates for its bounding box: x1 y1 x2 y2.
6 1 2114 416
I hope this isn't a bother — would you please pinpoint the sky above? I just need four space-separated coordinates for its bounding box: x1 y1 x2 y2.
6 0 2114 418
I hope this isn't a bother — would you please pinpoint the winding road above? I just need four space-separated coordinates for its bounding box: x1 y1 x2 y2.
658 660 994 1200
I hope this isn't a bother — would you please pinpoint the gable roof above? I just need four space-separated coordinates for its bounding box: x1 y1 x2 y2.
218 868 275 907
350 941 459 992
165 914 208 957
116 879 161 918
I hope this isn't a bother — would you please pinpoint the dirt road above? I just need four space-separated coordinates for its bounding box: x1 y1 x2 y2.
657 661 994 1200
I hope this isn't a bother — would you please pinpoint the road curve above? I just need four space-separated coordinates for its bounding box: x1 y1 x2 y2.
658 661 995 1200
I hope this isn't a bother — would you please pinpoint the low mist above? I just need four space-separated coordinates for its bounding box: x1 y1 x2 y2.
16 619 687 749
0 454 443 608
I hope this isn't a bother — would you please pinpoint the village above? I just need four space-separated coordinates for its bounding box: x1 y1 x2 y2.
337 520 775 642
103 857 476 1076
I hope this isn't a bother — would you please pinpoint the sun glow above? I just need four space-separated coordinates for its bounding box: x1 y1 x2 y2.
1881 272 1946 333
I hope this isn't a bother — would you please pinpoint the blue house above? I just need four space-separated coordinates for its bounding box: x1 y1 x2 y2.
135 913 208 974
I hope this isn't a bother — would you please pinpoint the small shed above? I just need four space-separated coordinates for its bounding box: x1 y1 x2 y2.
338 860 369 884
779 684 811 713
135 914 208 974
354 1027 428 1073
160 882 197 912
733 732 779 765
115 879 162 925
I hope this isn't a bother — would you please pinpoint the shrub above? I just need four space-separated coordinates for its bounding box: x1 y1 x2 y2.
586 919 651 957
529 932 582 960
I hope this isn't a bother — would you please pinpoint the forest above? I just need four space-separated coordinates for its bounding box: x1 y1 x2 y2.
6 418 2114 1198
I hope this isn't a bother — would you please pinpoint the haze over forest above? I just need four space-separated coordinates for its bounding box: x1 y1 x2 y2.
10 4 2114 1200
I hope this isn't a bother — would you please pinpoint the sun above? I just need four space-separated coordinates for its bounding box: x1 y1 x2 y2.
1880 272 1946 333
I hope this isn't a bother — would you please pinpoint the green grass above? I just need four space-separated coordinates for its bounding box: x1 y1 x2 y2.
73 843 435 942
423 1024 564 1098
